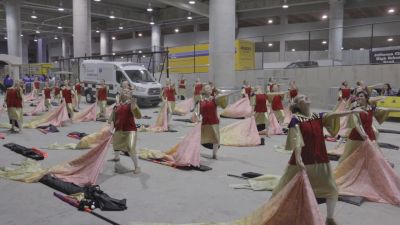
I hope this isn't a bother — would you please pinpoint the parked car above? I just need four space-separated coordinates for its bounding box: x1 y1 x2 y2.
285 61 319 69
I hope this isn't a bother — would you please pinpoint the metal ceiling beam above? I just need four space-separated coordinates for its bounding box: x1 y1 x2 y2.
154 0 209 17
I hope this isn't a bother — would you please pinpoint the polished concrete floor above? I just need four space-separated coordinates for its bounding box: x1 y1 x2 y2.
0 98 399 225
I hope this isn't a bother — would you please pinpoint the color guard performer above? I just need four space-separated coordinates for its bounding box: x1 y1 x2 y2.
109 92 142 174
43 82 52 111
74 80 82 109
4 80 24 133
178 76 186 100
61 80 77 119
96 80 108 118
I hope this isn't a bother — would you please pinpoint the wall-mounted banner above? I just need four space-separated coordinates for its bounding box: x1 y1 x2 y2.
370 49 400 64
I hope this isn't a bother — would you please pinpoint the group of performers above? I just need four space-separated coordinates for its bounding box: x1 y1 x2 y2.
2 75 400 225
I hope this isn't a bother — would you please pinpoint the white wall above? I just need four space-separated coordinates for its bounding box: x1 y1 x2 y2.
166 63 400 110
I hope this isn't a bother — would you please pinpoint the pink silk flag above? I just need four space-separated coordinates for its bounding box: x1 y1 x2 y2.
25 98 46 116
73 103 97 122
51 132 113 186
220 116 261 146
335 140 400 206
220 97 252 118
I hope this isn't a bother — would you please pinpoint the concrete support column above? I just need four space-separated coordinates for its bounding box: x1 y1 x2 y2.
73 0 91 57
5 0 22 58
5 0 22 79
209 0 236 90
100 31 112 60
21 36 29 64
37 38 48 63
279 39 286 61
279 15 288 61
328 0 344 63
151 24 161 71
62 37 69 58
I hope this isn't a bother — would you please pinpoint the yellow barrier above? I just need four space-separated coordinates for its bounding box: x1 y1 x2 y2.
376 96 400 118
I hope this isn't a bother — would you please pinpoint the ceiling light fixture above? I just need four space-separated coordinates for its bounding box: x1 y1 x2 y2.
291 48 296 52
282 0 289 9
20 34 23 37
109 11 115 19
58 1 64 11
174 28 180 33
268 19 273 24
147 2 153 12
35 29 40 34
322 14 328 19
187 12 192 20
54 36 58 40
119 24 124 30
57 24 63 29
268 43 273 47
188 1 196 5
138 33 143 37
96 29 100 33
34 37 38 42
388 8 395 14
322 40 327 44
138 50 142 53
4 37 7 40
112 36 116 40
388 38 394 42
31 10 37 19
112 52 116 55
149 21 155 25
94 0 101 2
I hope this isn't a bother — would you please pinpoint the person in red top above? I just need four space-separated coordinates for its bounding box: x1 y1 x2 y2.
42 82 52 111
198 84 225 159
4 80 24 133
33 77 41 99
108 92 142 174
338 91 400 163
53 82 61 104
96 80 108 119
178 76 186 100
241 80 253 98
162 79 176 118
288 80 298 102
61 80 77 119
272 94 360 225
251 86 269 132
268 84 287 124
193 78 203 103
208 81 219 97
74 79 82 109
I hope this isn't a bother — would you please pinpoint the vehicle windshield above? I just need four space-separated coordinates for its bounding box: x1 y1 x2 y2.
124 70 155 82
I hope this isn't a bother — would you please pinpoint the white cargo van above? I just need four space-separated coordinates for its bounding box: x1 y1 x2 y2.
80 60 162 106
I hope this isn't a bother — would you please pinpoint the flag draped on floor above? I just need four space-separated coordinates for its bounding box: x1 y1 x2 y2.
173 97 194 116
24 102 70 128
335 140 400 205
73 103 97 123
220 97 252 119
25 98 46 116
139 123 201 167
220 116 261 146
0 132 113 186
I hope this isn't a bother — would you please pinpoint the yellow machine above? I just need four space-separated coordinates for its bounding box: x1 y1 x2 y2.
168 40 255 73
377 96 400 118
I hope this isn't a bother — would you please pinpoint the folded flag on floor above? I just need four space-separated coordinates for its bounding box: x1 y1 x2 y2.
173 97 194 115
3 143 47 160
